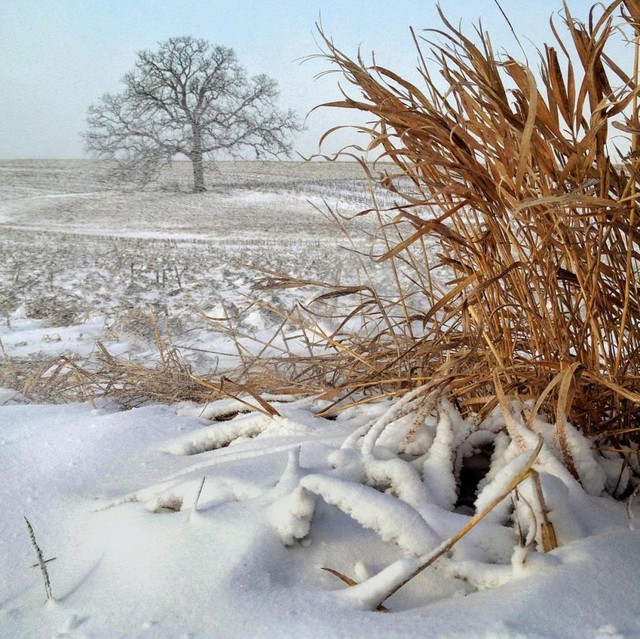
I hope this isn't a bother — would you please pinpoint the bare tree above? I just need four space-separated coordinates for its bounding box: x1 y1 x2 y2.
85 37 300 192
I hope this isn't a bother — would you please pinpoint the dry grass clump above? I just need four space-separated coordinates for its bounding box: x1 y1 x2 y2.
263 0 640 456
0 348 200 407
0 318 288 412
0 343 268 409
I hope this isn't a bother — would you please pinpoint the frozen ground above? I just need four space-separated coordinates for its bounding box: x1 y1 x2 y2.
2 161 640 639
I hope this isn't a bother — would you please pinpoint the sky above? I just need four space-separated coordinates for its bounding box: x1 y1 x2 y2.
0 0 597 160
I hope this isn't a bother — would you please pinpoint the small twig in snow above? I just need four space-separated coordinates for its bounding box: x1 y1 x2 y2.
193 476 206 513
30 557 57 569
24 516 54 602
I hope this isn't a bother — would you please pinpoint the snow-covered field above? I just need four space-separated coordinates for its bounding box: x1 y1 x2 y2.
0 160 381 380
2 161 640 639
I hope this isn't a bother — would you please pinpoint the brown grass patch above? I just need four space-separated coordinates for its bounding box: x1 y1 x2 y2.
254 0 640 460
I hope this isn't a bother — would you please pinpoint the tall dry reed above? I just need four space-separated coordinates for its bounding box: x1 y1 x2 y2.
291 0 640 460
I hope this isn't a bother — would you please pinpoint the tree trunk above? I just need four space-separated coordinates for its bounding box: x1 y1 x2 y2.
191 125 206 193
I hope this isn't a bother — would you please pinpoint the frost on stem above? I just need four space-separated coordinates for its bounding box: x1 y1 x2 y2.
24 516 54 602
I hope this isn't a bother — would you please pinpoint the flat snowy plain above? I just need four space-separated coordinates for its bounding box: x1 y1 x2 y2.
1 161 640 639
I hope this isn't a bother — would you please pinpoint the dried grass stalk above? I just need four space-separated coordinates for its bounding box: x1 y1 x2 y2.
302 0 640 452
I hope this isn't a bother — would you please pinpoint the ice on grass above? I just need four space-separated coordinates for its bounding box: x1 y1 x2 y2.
267 446 317 545
3 382 640 638
327 447 366 483
478 431 510 492
373 411 435 456
599 451 631 496
178 397 253 421
474 450 537 523
357 385 439 457
524 471 587 545
364 455 434 511
335 556 422 610
445 557 515 590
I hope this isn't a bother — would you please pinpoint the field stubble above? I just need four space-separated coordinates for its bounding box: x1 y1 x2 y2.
0 160 425 402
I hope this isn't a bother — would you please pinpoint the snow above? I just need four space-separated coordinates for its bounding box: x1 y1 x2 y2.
3 393 640 638
3 161 640 638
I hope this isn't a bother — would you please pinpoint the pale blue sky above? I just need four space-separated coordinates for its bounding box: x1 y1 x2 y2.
0 0 590 159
